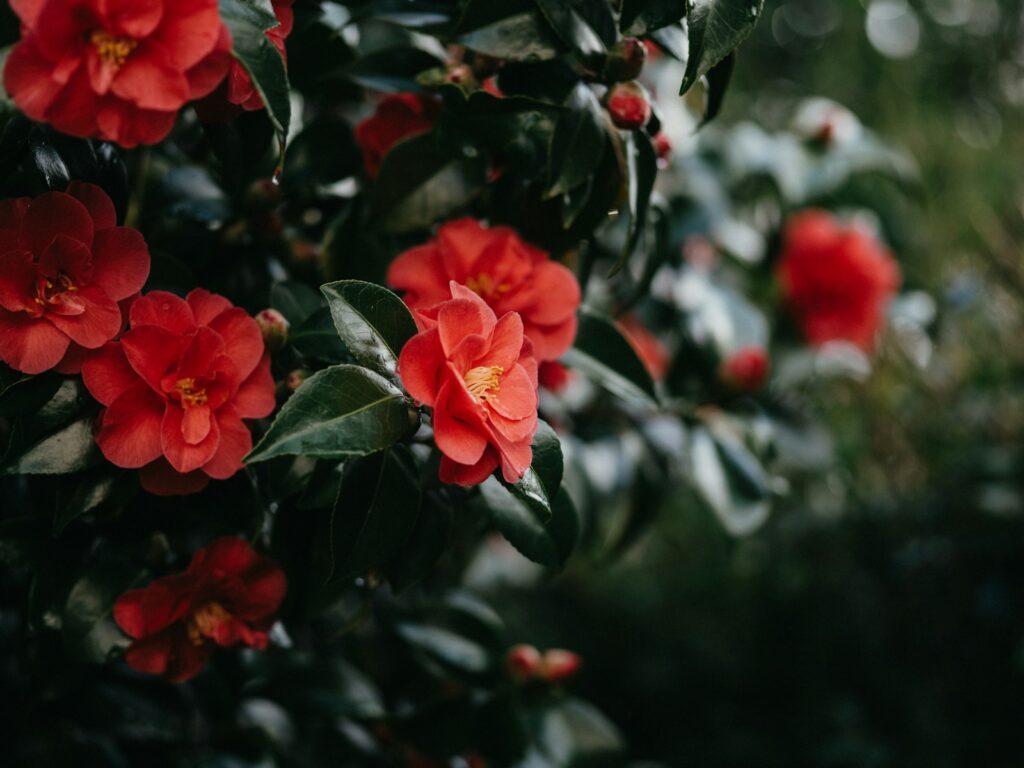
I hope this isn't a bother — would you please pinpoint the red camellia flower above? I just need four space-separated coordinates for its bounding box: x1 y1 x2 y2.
719 345 770 392
606 81 651 130
398 282 539 487
355 93 439 178
113 537 286 682
82 289 276 496
388 218 580 362
4 0 234 147
195 0 294 122
0 182 149 374
618 315 670 381
778 210 901 351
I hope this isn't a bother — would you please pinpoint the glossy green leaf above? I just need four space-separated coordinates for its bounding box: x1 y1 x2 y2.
371 131 487 233
689 424 770 536
533 0 606 67
612 130 658 275
321 280 418 379
480 480 579 568
246 365 419 463
325 447 421 581
341 47 444 92
458 1 564 62
680 0 764 94
621 0 690 34
546 84 606 199
62 557 145 664
0 365 61 418
219 0 291 154
502 420 563 520
53 470 136 537
290 306 349 363
702 50 736 125
562 310 659 406
3 415 100 476
386 493 453 592
271 279 322 326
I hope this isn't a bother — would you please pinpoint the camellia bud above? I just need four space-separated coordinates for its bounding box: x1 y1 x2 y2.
539 649 582 683
652 132 672 163
719 346 770 393
244 178 282 212
605 81 651 131
285 369 309 392
446 63 476 87
604 37 647 82
506 644 542 682
255 308 289 352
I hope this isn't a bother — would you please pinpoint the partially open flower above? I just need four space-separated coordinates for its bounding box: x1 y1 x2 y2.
255 308 289 351
113 537 286 682
398 282 539 487
0 182 150 374
82 289 277 495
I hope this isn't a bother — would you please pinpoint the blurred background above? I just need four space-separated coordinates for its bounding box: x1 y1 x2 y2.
482 2 1024 766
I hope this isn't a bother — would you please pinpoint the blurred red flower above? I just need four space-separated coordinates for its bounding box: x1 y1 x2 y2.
114 537 286 682
355 93 439 178
194 0 294 122
4 0 233 147
778 210 901 351
398 283 538 486
82 289 276 496
388 218 580 362
0 182 149 374
719 345 770 392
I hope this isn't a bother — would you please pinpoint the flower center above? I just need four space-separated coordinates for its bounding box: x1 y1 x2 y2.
32 272 80 315
186 601 231 646
174 377 209 408
464 365 503 401
90 30 138 68
466 273 511 298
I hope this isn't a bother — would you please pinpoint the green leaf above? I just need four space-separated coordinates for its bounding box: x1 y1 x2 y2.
0 365 61 418
341 47 444 92
611 129 658 276
702 50 736 125
324 447 421 582
290 306 349 363
246 364 419 463
458 3 564 62
545 84 606 199
480 480 579 568
562 310 659 406
689 424 770 536
219 0 291 156
386 493 453 592
3 415 100 475
271 279 322 326
371 131 487 233
63 557 146 664
680 0 764 94
321 280 418 379
53 469 137 537
502 420 563 520
533 0 605 67
621 0 690 34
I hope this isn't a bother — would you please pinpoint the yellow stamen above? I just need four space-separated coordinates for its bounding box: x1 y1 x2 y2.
464 365 503 401
466 273 511 297
90 30 138 68
175 377 209 407
186 601 231 646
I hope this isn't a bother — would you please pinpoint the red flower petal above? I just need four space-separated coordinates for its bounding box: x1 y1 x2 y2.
43 66 100 140
46 285 122 348
434 379 488 466
90 228 151 301
487 363 537 422
439 448 500 487
207 308 265 381
0 249 37 312
176 326 226 380
139 457 210 496
386 242 449 308
232 354 276 419
184 25 233 100
66 181 117 231
0 311 70 374
111 41 190 112
397 326 444 407
181 404 212 445
437 295 495 359
3 39 63 122
162 403 221 473
24 191 93 254
125 627 212 682
129 290 197 334
437 218 491 280
481 311 524 371
153 0 224 71
121 324 188 394
82 342 139 405
105 0 164 39
186 287 232 326
200 408 251 480
9 0 44 27
96 381 165 468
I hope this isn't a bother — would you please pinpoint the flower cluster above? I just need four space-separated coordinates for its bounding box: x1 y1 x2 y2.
392 220 581 486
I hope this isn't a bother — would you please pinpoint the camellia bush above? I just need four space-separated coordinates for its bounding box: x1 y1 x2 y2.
0 1 926 765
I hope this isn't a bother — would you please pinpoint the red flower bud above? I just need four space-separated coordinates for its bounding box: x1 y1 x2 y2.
285 369 309 392
255 308 290 352
506 644 542 682
539 361 574 393
653 132 673 163
539 648 582 683
606 81 652 130
604 37 647 82
719 346 770 392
